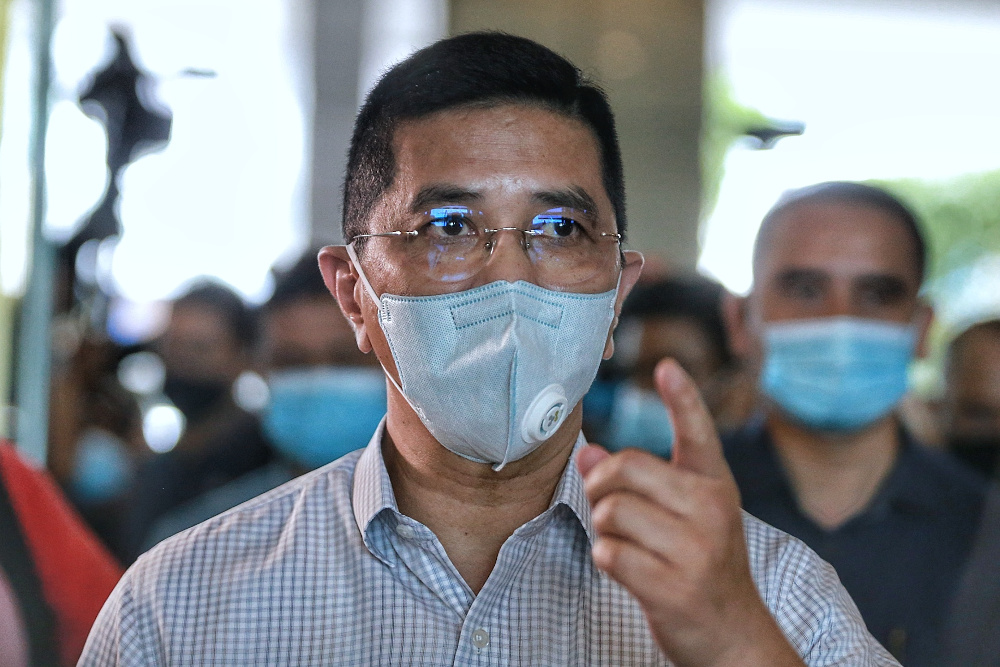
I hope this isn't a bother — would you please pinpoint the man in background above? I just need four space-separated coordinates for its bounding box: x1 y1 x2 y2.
940 318 1000 479
141 252 385 548
588 273 753 456
722 181 986 665
937 319 1000 665
122 281 274 560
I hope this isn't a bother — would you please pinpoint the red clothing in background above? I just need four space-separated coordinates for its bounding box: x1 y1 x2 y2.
0 442 123 666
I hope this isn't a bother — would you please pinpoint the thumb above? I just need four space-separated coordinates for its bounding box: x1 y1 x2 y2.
654 358 729 478
576 443 610 479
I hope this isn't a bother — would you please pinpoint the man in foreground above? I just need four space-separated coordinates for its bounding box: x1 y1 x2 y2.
81 34 893 665
722 182 985 665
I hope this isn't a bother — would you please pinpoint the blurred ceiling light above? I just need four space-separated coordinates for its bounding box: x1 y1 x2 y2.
142 402 184 453
44 100 109 241
117 350 166 396
233 370 269 413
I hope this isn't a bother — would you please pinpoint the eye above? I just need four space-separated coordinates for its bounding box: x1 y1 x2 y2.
855 276 908 309
776 271 826 302
422 207 480 239
531 208 587 239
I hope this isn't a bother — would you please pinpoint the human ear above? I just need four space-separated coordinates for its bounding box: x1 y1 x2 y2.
318 246 374 354
913 300 935 359
721 290 753 360
603 250 644 360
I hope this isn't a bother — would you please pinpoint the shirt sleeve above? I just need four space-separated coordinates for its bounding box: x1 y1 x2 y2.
743 512 900 666
78 558 163 667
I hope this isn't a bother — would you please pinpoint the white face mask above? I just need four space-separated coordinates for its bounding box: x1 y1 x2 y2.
348 245 619 469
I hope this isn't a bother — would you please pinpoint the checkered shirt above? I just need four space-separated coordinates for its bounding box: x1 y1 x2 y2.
81 423 898 665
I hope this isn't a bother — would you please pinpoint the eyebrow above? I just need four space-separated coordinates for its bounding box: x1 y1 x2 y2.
853 273 912 297
774 267 916 297
410 185 484 213
533 186 599 215
774 267 827 285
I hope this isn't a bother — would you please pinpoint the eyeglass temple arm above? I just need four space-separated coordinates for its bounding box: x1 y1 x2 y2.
349 230 419 242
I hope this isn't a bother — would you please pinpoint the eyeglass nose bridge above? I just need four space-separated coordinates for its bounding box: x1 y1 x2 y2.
482 226 542 254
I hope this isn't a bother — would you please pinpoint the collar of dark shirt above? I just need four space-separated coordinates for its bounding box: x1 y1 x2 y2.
351 418 596 565
724 414 943 529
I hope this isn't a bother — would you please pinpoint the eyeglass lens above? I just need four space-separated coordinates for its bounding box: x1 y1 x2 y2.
376 206 621 289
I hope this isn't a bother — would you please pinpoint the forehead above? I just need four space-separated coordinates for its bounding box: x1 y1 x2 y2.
383 104 607 212
756 201 921 285
639 316 722 365
167 303 232 337
953 328 1000 375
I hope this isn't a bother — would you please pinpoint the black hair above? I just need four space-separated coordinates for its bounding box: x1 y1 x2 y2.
620 274 733 368
752 181 927 282
342 31 625 244
265 251 329 311
173 280 256 348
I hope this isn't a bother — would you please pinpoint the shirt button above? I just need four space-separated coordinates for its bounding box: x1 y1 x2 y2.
471 628 490 649
395 523 416 539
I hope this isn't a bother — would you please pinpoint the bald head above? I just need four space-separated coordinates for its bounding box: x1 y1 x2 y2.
752 182 926 286
725 180 932 376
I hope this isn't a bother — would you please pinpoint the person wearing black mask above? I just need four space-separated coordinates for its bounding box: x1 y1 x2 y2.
139 254 386 550
941 318 1000 480
939 320 1000 665
121 281 275 561
158 282 255 423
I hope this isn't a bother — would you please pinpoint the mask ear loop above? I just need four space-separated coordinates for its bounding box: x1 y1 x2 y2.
346 243 490 465
344 243 412 407
345 243 381 310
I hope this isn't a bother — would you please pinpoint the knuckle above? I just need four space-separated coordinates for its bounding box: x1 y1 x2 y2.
615 448 647 470
593 538 626 572
591 501 615 532
592 493 629 533
687 480 739 533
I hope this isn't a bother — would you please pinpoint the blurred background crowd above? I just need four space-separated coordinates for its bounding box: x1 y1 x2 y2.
1 0 999 665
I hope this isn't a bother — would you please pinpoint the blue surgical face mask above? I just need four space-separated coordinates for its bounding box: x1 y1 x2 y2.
760 316 917 432
606 383 674 458
71 427 134 504
263 366 387 470
348 245 619 470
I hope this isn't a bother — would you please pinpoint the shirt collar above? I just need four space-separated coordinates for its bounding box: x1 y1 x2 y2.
551 432 597 545
351 426 597 561
352 417 399 562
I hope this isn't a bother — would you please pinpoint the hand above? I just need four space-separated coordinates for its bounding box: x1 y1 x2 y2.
577 358 803 667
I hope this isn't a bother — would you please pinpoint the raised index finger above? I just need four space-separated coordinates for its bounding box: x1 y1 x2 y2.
654 358 730 479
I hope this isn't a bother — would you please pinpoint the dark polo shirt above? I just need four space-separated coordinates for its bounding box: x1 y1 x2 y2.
723 417 986 667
